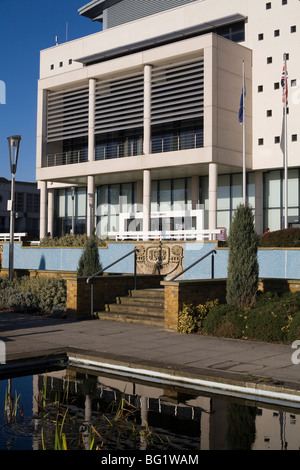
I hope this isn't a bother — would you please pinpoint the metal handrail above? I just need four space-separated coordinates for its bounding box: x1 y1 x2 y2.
86 248 139 318
169 250 217 282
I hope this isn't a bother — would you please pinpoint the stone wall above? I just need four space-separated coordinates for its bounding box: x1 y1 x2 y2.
66 274 163 320
162 279 227 330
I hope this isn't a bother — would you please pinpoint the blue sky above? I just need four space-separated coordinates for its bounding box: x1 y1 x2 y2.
0 0 101 182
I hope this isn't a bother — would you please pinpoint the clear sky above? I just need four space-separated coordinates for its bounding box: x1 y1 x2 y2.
0 0 102 183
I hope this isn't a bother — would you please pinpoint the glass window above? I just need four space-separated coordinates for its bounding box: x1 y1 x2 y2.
217 175 230 210
247 173 255 208
77 188 86 217
151 181 159 213
231 174 243 210
159 180 172 212
288 169 299 207
264 171 281 208
172 178 186 211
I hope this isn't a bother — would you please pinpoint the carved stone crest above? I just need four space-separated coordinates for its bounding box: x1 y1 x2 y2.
136 242 184 277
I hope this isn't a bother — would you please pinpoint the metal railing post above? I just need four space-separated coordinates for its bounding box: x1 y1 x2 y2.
87 248 140 317
134 249 137 290
169 250 217 282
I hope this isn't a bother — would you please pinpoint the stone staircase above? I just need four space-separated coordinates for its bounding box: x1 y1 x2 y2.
96 288 165 326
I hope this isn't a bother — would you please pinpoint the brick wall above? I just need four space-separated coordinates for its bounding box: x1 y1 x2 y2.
66 275 163 320
162 279 227 330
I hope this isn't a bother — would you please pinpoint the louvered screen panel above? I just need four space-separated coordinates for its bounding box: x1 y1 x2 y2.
107 0 199 29
47 85 89 142
151 58 204 125
95 72 144 134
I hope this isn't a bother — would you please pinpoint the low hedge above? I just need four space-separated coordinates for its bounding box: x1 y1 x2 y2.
259 228 300 247
40 234 105 247
202 291 300 344
0 276 66 316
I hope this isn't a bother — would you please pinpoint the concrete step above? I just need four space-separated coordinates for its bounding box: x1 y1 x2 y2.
96 311 165 326
106 303 164 317
96 288 165 326
129 288 165 299
116 296 164 309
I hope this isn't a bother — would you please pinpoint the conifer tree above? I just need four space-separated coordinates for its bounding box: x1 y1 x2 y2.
77 236 102 277
226 204 259 309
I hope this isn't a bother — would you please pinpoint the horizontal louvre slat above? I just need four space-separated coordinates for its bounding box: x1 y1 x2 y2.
95 72 144 135
152 58 204 125
47 85 89 142
107 0 199 29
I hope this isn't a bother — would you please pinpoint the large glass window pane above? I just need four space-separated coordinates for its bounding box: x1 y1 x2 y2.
247 172 255 208
58 189 65 218
159 180 172 211
151 181 158 212
217 211 230 231
172 178 186 211
120 183 133 213
97 186 109 217
218 175 230 210
264 208 281 232
288 169 299 207
231 174 243 210
186 177 192 210
264 171 281 208
77 189 86 217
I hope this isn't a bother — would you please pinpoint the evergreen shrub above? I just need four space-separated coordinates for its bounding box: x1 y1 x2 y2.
0 276 66 316
203 304 245 339
77 237 102 277
259 228 300 247
40 234 105 247
226 204 259 309
178 300 218 334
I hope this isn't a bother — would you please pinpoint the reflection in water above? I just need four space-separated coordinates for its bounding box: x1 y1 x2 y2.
0 367 300 450
226 403 257 450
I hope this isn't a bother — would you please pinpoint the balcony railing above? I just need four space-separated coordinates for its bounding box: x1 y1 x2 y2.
151 131 204 154
47 149 88 167
45 131 204 167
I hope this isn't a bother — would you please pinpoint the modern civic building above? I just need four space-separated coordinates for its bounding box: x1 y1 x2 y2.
36 0 300 240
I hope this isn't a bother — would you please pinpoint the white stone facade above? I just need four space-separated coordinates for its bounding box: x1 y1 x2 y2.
36 0 300 239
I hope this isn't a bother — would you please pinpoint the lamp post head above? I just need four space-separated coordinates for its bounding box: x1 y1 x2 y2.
7 135 21 175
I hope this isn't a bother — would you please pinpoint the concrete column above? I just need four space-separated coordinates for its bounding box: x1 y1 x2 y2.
36 89 48 169
39 181 47 239
47 188 54 237
88 78 96 163
143 170 151 238
143 65 152 155
255 170 264 235
209 163 218 234
87 176 95 237
86 78 96 237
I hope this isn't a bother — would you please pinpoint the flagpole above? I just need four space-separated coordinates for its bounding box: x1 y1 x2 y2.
242 60 246 206
283 52 288 229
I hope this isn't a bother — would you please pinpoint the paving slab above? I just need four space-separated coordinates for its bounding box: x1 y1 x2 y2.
1 312 300 406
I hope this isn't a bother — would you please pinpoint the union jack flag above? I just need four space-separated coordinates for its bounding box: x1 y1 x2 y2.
281 63 288 105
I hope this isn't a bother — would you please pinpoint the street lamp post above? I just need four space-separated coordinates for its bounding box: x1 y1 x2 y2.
71 186 76 235
7 135 21 281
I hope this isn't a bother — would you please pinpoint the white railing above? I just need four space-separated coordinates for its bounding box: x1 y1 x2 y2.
151 132 203 154
47 149 88 167
0 233 27 241
108 229 221 242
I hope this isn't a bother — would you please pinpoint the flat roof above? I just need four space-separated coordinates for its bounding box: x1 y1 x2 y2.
78 0 121 21
75 14 246 65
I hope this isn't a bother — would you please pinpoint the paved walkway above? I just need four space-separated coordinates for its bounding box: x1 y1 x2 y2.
1 312 300 405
